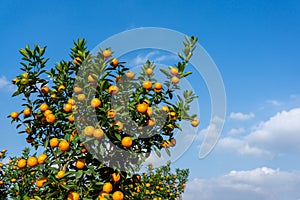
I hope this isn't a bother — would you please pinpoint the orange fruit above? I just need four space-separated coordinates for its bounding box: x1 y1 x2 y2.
191 118 200 127
68 115 75 122
147 118 156 126
68 192 80 200
49 138 58 148
64 103 72 112
114 121 123 131
161 106 169 113
110 58 119 67
0 180 3 185
171 76 180 84
41 86 50 94
58 140 70 151
170 67 178 76
11 178 17 183
125 71 135 79
44 109 52 116
103 49 112 58
103 182 113 193
67 98 76 105
108 85 119 95
136 103 148 114
84 126 95 136
11 77 19 84
1 149 6 153
115 75 121 83
93 128 104 139
146 107 153 116
50 93 57 101
23 108 31 117
17 159 27 169
112 191 124 200
56 170 65 179
38 154 48 164
88 74 97 83
98 191 109 200
73 86 83 93
142 80 152 90
11 112 19 119
27 157 38 167
91 98 101 108
169 112 177 121
145 68 153 75
36 177 47 188
154 82 162 92
46 113 56 123
111 173 121 183
121 136 132 148
75 159 85 169
107 109 116 119
77 94 86 101
58 85 66 92
73 57 82 65
39 104 49 112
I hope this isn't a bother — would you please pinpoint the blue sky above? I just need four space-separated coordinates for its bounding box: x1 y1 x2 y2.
1 0 300 199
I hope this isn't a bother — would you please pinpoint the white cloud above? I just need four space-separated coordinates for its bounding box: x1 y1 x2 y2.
218 108 300 157
228 128 245 135
0 76 16 92
129 51 178 66
266 100 281 106
183 167 300 200
230 112 255 120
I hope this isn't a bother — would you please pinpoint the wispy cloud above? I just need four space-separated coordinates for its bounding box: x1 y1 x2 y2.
183 167 300 200
228 128 245 135
128 51 178 67
0 76 15 92
230 112 255 120
266 100 281 106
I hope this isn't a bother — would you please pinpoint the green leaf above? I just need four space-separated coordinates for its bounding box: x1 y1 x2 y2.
19 49 28 57
75 170 83 179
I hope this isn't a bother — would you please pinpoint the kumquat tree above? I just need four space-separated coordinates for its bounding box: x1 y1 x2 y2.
0 35 200 200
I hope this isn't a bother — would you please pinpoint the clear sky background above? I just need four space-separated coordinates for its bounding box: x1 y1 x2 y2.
1 0 300 199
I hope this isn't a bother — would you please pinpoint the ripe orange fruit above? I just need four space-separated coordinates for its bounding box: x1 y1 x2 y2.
84 126 95 136
125 71 135 79
108 85 119 95
43 109 52 116
170 67 178 76
68 192 80 200
27 157 38 167
73 57 82 65
111 173 121 183
40 104 49 112
36 177 47 188
98 191 109 200
0 180 3 185
41 86 50 94
161 106 169 113
93 128 104 139
17 159 27 169
103 182 113 193
112 191 124 200
121 136 132 148
191 118 200 127
114 121 123 131
142 80 152 90
64 103 72 112
46 113 56 123
58 140 70 151
147 118 156 126
136 103 148 114
75 159 85 169
68 115 75 122
11 112 19 119
103 49 112 58
145 68 153 75
77 94 86 101
58 85 66 92
11 178 17 183
171 76 180 84
73 86 83 93
154 82 162 92
169 112 177 121
91 98 101 108
110 58 119 67
146 107 153 116
23 108 31 117
88 74 97 83
1 149 6 153
107 109 116 118
38 154 48 164
56 170 65 179
50 138 59 148
67 98 76 105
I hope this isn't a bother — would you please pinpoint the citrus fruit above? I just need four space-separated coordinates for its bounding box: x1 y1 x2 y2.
17 159 27 169
58 85 66 92
121 136 132 148
108 85 119 95
171 76 180 84
75 159 85 169
142 80 152 90
50 138 59 148
114 121 123 131
91 98 101 108
39 104 49 112
58 140 70 151
112 191 124 200
136 103 148 113
77 94 86 101
64 103 72 112
41 86 50 94
102 182 113 193
110 58 119 67
56 170 65 179
46 113 56 123
93 128 104 139
73 57 82 65
38 154 48 164
23 108 31 117
27 157 38 167
73 86 83 93
103 49 112 58
84 126 95 136
36 177 47 188
111 173 121 183
11 112 19 119
125 71 135 79
107 109 116 118
191 118 200 127
170 67 178 76
154 82 162 92
145 68 153 75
